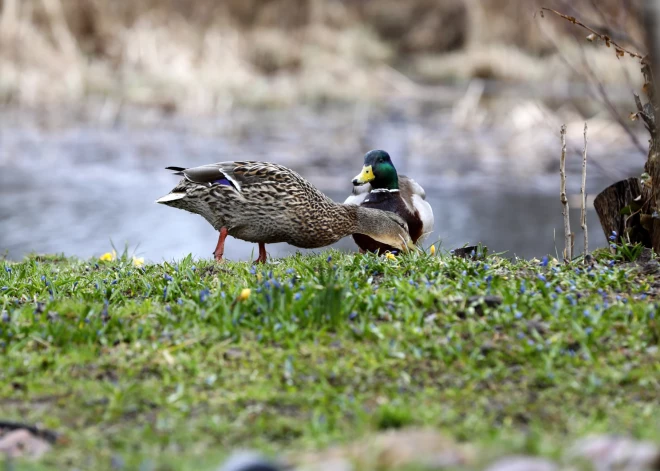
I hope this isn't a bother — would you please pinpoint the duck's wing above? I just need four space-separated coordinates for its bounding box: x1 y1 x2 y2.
399 175 434 242
399 175 426 199
344 181 371 206
166 161 311 192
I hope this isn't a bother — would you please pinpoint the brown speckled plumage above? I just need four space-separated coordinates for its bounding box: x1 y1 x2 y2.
156 161 413 261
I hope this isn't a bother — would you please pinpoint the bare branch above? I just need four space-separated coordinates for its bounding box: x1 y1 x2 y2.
559 124 572 262
581 123 589 257
540 7 644 59
574 39 647 155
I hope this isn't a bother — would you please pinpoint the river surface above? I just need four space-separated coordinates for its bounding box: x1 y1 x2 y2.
0 102 647 262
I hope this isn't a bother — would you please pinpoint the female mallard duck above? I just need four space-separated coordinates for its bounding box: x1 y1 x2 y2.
156 161 413 263
344 150 434 254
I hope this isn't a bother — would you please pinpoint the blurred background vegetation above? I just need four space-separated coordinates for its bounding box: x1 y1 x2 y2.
0 0 651 261
0 0 646 109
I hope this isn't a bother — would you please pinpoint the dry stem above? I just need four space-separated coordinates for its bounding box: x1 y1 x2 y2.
540 7 644 60
581 122 589 257
559 124 572 261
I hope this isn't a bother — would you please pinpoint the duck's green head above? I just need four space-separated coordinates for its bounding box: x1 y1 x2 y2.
352 150 399 190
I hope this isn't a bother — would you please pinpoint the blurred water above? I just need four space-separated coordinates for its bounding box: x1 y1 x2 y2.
0 105 646 262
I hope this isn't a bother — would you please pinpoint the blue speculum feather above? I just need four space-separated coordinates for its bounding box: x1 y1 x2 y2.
213 178 232 186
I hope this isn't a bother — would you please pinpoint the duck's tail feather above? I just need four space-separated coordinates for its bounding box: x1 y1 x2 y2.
166 166 186 176
155 192 186 204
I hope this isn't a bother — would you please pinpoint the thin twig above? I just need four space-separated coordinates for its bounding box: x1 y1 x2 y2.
540 7 644 59
574 38 647 155
581 122 589 257
560 124 572 262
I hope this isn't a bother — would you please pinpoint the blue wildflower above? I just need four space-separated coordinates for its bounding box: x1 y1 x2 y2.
611 230 617 237
327 255 332 263
520 280 526 294
294 292 302 301
199 289 210 303
538 274 546 282
540 256 548 267
4 267 11 274
583 309 590 317
610 244 617 249
555 286 563 293
41 275 46 282
0 287 7 291
164 274 173 282
249 266 257 275
514 311 523 319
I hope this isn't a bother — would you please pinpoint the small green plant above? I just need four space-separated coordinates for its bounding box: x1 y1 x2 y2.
608 230 645 262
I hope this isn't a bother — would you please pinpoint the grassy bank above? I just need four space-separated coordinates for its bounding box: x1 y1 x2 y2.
1 245 659 469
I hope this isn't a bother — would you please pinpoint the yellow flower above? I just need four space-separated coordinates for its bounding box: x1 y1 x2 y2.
385 252 397 261
238 288 251 301
132 256 145 267
430 245 436 256
99 250 117 262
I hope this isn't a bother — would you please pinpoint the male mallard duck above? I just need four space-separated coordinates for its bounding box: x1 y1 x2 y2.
344 150 434 254
156 161 413 263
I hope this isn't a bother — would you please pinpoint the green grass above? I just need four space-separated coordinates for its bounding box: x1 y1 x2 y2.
1 246 659 470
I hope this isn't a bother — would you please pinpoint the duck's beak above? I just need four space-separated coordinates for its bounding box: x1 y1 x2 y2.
352 165 374 186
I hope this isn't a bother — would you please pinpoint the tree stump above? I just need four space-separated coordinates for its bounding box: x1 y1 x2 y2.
593 177 650 246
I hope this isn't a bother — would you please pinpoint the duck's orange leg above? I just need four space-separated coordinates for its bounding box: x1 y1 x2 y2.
213 227 229 262
254 242 268 264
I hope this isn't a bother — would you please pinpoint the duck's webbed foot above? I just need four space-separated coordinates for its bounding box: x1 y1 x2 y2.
213 227 229 262
253 242 268 264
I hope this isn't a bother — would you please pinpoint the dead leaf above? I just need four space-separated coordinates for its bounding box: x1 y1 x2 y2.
484 456 558 471
567 435 660 471
0 429 52 459
289 428 474 470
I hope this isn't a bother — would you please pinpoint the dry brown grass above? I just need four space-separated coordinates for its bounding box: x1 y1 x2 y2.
0 0 648 111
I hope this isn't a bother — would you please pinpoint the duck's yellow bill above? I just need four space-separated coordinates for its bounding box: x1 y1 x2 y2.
352 165 375 185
